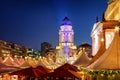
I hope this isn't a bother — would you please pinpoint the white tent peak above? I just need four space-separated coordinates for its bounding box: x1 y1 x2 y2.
73 51 90 67
3 55 18 67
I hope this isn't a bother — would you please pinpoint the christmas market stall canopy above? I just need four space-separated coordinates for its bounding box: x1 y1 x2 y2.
0 57 3 62
0 62 18 74
18 57 25 64
42 63 80 78
43 68 81 79
73 50 90 67
13 57 21 65
26 57 38 67
18 61 33 69
87 38 106 67
36 66 52 73
3 55 19 67
11 66 48 78
54 63 79 72
37 57 50 67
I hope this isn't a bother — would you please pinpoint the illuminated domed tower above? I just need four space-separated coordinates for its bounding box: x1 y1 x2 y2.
56 17 76 62
57 17 76 48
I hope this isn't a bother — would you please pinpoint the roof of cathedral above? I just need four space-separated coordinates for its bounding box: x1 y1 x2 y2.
61 17 72 25
102 20 120 28
91 20 120 34
78 42 91 48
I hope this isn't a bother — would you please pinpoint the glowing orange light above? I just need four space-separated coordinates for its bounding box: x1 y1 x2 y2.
101 38 104 42
115 27 119 31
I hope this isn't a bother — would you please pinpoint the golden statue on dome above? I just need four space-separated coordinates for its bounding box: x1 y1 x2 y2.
105 0 120 21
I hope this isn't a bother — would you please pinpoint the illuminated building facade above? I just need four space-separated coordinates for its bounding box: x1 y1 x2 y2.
91 0 120 56
56 17 77 62
0 40 36 58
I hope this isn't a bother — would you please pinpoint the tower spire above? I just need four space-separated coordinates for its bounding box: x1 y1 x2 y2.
61 17 72 25
96 16 98 23
102 12 105 21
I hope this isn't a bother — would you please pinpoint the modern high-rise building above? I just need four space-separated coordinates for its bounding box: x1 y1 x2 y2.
56 17 77 62
91 0 120 56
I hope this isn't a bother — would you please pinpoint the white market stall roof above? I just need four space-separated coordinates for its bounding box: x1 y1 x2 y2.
3 55 18 67
73 51 90 67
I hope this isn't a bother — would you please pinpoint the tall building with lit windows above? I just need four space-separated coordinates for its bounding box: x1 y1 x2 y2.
56 17 77 62
91 0 120 56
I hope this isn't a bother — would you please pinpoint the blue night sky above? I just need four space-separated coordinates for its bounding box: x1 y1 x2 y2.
0 0 108 50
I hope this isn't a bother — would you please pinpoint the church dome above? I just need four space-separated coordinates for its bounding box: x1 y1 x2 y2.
61 17 72 25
